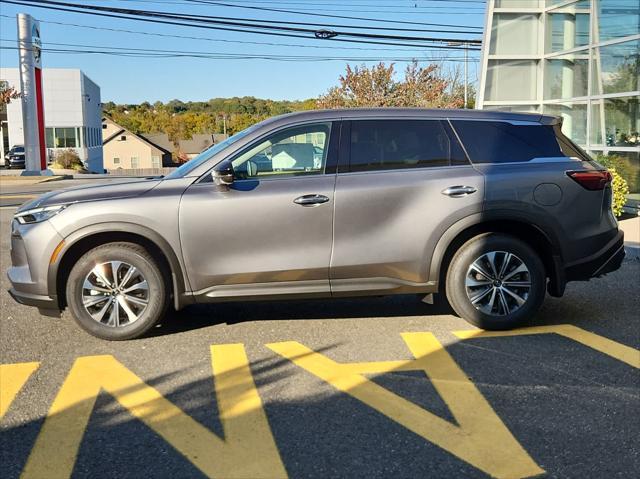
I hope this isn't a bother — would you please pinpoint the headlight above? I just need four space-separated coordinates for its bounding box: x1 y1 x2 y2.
14 204 67 224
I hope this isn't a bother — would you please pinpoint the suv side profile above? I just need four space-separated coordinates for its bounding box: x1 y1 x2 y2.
8 109 624 340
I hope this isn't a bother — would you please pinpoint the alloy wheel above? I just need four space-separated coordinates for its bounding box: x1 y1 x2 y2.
465 251 532 316
82 261 149 327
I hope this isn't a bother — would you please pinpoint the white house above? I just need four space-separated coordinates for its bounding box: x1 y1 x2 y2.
0 68 104 172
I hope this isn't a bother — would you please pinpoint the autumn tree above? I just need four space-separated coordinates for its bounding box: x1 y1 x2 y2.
317 61 464 109
0 82 22 106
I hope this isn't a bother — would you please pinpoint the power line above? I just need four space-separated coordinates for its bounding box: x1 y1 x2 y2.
14 0 483 44
19 0 485 30
3 1 481 50
0 13 481 53
0 42 478 62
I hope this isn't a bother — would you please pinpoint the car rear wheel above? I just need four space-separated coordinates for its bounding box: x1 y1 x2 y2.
445 233 546 330
66 242 168 340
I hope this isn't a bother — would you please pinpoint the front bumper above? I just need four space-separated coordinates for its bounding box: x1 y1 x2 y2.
565 230 625 281
8 287 57 309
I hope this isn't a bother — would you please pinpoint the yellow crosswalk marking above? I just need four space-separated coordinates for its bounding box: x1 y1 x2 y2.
268 333 544 479
22 346 286 479
453 324 640 369
0 362 40 420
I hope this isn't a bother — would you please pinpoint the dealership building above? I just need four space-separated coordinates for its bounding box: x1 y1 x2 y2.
0 68 103 172
477 0 639 207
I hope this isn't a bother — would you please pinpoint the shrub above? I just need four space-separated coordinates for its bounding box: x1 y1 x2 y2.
595 154 629 217
52 149 84 170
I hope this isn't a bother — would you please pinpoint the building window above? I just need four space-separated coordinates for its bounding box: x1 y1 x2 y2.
45 128 54 148
120 135 127 141
591 39 639 96
543 102 588 146
151 155 161 168
52 127 77 148
131 156 140 169
113 157 120 165
544 55 589 100
485 60 538 101
490 13 539 55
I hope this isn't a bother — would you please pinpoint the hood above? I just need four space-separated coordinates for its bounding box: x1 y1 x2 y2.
17 178 162 213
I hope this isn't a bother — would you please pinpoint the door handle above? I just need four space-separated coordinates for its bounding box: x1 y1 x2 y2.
441 186 477 198
294 194 330 206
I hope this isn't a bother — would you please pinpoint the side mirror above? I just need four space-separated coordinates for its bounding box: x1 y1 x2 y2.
212 159 234 186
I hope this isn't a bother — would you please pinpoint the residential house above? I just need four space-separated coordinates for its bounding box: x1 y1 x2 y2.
102 117 173 170
144 132 228 160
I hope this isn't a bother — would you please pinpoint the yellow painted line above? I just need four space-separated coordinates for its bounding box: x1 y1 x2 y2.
453 324 640 369
23 349 286 479
268 334 544 479
0 362 40 420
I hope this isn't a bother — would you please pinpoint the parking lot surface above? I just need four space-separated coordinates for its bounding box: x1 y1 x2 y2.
1 182 639 478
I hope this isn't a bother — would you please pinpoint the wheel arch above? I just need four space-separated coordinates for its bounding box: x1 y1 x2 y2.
49 223 192 311
430 212 565 297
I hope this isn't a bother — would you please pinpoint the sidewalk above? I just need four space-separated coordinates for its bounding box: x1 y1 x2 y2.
619 215 640 259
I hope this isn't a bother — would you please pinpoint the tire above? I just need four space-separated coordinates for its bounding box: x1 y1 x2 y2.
66 242 168 340
445 233 546 330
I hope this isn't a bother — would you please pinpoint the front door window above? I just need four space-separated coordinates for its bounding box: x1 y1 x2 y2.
231 123 331 179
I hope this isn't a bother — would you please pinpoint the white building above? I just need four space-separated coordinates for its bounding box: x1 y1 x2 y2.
0 68 104 172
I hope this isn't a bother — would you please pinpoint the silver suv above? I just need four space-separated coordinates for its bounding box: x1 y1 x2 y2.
8 109 624 340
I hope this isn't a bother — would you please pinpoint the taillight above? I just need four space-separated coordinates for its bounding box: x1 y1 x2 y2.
566 170 612 190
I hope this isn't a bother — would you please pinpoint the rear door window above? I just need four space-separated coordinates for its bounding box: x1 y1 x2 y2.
451 121 565 163
348 120 468 172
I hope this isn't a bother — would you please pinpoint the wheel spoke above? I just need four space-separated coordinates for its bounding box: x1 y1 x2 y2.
469 262 494 281
83 294 110 308
465 276 492 288
91 299 113 322
503 280 531 287
122 280 148 294
117 295 138 322
119 265 138 289
110 261 123 288
498 253 512 279
503 263 528 281
107 300 120 327
83 279 111 294
485 252 499 278
470 286 493 305
498 288 511 315
502 286 527 307
92 264 112 288
123 294 148 307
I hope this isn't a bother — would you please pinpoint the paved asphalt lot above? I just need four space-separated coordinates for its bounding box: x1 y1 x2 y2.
1 179 639 479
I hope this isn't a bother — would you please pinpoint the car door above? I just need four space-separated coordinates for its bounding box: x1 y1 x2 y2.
179 121 339 299
330 118 485 295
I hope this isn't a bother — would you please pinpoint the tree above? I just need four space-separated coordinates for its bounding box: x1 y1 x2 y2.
0 82 22 106
317 61 463 109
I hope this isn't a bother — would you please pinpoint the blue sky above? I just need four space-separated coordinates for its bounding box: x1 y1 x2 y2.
0 0 486 103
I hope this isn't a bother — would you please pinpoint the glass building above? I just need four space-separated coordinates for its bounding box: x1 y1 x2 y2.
477 0 639 209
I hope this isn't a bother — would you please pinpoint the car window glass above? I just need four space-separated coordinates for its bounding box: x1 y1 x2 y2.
349 120 466 172
451 121 564 163
232 123 331 179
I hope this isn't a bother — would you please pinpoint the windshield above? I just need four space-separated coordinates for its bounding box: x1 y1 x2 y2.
164 125 260 179
13 147 24 153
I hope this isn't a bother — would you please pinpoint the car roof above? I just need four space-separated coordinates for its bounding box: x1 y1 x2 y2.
258 108 558 127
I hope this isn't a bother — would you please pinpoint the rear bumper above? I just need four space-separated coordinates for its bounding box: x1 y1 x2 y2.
565 230 625 281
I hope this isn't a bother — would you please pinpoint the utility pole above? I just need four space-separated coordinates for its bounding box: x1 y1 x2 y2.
447 41 468 109
464 41 468 109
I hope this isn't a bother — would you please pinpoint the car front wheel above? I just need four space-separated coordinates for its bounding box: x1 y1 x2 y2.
445 233 546 330
66 242 168 340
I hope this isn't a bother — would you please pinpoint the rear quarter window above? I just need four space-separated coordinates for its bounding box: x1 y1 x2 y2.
451 120 565 163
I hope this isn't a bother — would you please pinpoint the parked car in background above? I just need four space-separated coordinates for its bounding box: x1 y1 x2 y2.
7 109 624 340
5 145 25 169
